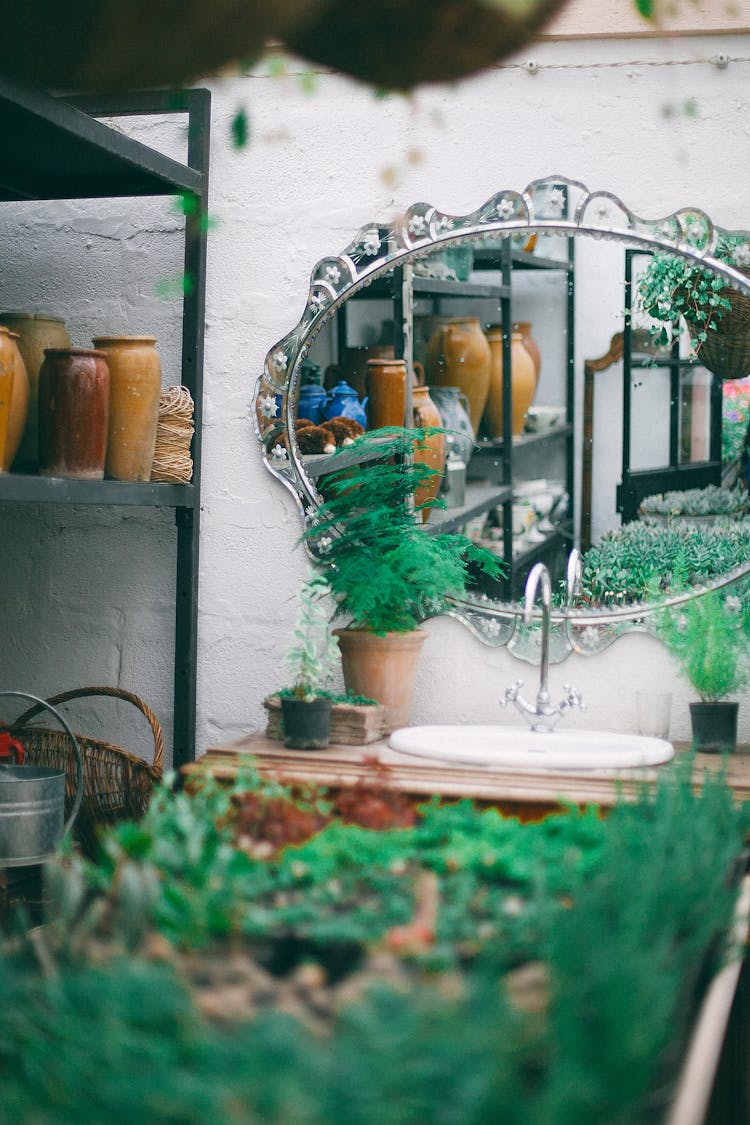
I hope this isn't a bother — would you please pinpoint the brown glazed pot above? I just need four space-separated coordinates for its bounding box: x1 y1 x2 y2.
483 326 537 438
0 326 28 472
334 628 427 732
365 357 407 429
93 335 161 482
412 384 446 521
425 317 491 436
0 330 16 473
326 346 395 398
512 321 542 382
38 348 110 479
0 313 70 470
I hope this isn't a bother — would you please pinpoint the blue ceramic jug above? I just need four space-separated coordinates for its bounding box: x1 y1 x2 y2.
297 383 328 425
323 380 368 429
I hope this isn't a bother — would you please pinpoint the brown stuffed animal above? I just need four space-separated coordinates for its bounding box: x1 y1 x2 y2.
297 424 337 455
325 415 365 440
321 417 361 447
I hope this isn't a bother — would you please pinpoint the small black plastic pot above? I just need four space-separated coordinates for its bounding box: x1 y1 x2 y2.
689 701 739 754
280 696 332 750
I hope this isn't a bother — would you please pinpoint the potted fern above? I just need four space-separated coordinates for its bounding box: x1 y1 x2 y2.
278 573 340 749
658 590 750 753
303 427 504 730
636 238 750 381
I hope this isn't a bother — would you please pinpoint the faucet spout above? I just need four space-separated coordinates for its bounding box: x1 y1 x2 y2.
502 561 585 732
523 562 552 706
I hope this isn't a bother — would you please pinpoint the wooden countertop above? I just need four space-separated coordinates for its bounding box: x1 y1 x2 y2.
185 732 750 810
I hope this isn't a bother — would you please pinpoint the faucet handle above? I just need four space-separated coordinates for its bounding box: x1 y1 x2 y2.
502 679 524 707
561 683 585 712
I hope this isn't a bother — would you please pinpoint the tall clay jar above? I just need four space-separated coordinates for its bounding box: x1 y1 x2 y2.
0 313 70 470
412 384 446 521
365 358 408 430
0 326 27 472
38 348 110 479
513 321 542 382
425 317 491 436
483 326 537 438
0 328 16 472
92 335 162 482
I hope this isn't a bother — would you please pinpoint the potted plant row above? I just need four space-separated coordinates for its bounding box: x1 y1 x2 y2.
638 483 748 526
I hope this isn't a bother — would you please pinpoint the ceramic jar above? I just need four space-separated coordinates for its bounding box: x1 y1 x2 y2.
412 384 446 521
325 345 394 397
513 320 542 382
429 385 474 465
425 317 491 436
0 326 29 472
38 348 110 479
0 313 70 470
366 358 407 430
483 326 537 438
92 335 161 482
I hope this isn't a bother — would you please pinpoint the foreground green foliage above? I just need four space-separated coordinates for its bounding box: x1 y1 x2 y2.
2 764 748 1124
304 427 504 633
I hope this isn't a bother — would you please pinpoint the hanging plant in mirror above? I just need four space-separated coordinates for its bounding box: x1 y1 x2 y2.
254 177 750 663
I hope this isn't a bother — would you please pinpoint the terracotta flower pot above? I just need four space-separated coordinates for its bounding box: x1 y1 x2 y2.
412 384 446 521
334 628 427 732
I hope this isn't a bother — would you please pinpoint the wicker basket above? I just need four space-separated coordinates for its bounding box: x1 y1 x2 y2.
8 687 164 858
689 268 750 381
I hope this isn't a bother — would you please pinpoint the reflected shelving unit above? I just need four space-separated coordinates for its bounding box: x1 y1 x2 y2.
0 77 210 767
309 230 575 601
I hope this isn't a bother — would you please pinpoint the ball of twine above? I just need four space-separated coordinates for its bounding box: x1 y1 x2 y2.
150 386 195 484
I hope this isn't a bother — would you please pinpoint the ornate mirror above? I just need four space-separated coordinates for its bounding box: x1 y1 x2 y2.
255 177 750 662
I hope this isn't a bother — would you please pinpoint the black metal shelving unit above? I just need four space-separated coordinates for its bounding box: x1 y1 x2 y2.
327 236 575 597
616 248 722 522
0 77 210 768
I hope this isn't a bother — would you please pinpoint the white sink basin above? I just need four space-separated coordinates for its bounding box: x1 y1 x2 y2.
388 725 675 771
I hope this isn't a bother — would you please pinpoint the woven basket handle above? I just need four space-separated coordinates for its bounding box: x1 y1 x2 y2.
13 687 164 775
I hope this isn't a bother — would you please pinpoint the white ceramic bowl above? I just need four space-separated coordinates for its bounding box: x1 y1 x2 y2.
525 405 566 434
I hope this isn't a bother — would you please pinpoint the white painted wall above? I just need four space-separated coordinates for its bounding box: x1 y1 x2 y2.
1 32 749 761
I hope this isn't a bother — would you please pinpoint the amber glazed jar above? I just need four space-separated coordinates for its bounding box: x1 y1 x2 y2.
0 312 70 469
92 335 161 482
38 349 110 479
0 325 28 472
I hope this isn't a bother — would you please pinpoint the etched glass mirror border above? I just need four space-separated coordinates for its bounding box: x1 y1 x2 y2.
254 176 750 661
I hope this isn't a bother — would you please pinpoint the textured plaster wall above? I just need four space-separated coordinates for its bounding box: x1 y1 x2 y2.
0 33 749 761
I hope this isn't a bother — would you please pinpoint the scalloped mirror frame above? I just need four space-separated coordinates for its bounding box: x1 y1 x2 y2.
254 176 750 662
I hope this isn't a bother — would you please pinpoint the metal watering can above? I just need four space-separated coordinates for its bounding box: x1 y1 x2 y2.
0 691 83 867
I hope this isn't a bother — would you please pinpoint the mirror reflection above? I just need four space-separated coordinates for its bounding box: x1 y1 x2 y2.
255 179 750 661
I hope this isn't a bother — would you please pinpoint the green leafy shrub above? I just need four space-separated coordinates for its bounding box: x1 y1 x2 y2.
303 427 504 634
657 589 750 701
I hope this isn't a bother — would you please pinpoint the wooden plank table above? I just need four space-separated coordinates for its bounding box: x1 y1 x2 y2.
184 732 750 815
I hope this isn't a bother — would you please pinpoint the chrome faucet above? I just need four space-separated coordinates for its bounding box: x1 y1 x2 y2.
503 561 585 732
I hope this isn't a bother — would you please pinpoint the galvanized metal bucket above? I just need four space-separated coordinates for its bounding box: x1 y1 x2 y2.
0 691 83 868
